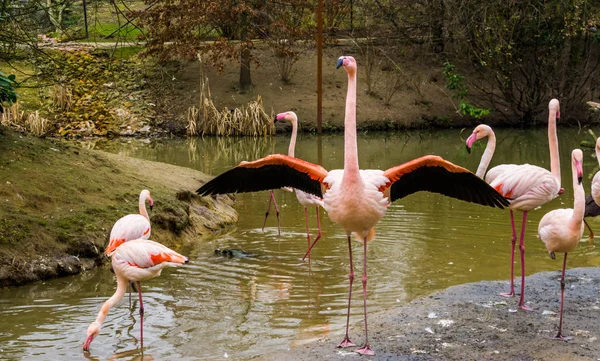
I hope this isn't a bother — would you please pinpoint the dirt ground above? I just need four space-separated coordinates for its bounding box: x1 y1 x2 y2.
260 267 600 361
165 42 473 132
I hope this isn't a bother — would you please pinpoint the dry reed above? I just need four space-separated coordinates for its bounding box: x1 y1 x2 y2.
187 53 274 137
1 103 50 136
50 83 73 111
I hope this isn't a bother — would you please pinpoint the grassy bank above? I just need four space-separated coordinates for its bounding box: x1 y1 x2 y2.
0 129 238 287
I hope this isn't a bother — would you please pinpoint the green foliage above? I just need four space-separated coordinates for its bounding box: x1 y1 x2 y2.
0 72 18 113
442 62 490 119
0 219 29 245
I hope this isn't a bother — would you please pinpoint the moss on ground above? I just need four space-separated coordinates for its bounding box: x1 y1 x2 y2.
0 129 238 287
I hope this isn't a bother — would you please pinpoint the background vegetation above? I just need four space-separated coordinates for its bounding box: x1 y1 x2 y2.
0 0 598 133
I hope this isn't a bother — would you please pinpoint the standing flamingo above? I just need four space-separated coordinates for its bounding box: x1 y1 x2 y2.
196 55 508 355
582 137 600 244
275 111 324 261
105 189 154 255
538 149 584 340
465 101 561 310
83 239 188 351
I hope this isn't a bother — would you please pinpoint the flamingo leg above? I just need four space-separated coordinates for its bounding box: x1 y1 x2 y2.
500 210 517 297
301 208 323 261
337 234 356 348
583 219 594 246
137 281 144 351
304 207 311 263
355 238 374 355
554 253 572 340
262 190 281 236
517 211 533 311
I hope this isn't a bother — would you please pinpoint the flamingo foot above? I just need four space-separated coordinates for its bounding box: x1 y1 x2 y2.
337 337 356 348
519 304 533 311
355 345 375 355
553 334 573 341
499 291 515 298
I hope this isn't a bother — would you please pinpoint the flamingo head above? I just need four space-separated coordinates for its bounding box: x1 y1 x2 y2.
549 98 560 119
336 56 357 75
572 148 583 184
275 111 298 125
141 189 154 211
83 321 101 351
465 124 492 153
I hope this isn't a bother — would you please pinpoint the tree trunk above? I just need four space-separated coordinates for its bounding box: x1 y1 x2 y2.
431 0 445 53
238 11 252 92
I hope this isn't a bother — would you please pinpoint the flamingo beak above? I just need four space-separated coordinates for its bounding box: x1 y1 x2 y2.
83 335 94 351
336 58 344 69
558 187 565 195
149 198 154 211
576 160 583 185
465 133 477 153
274 116 278 123
556 110 561 119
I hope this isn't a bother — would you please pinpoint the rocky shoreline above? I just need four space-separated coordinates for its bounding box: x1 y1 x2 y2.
261 267 600 361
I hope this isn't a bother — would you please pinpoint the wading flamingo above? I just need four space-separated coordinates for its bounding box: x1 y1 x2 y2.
538 149 584 340
582 137 600 245
466 101 561 310
83 239 188 351
275 111 324 261
105 189 153 255
197 55 508 355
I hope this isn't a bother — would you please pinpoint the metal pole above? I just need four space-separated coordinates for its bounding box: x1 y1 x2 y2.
317 0 323 134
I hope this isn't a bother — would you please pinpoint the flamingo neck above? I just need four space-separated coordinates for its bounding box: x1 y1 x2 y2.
90 275 127 331
288 120 298 157
596 146 600 167
569 165 584 230
548 109 560 187
476 131 496 179
342 70 360 183
139 193 149 220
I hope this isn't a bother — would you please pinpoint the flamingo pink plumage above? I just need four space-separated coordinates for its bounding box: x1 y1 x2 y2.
538 149 584 340
83 239 188 351
466 100 561 310
105 189 154 255
197 56 508 354
275 111 324 261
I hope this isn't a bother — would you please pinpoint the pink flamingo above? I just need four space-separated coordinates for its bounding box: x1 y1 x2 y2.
105 189 154 255
466 100 561 310
275 111 324 261
582 137 600 244
538 149 584 340
83 239 188 351
197 55 508 355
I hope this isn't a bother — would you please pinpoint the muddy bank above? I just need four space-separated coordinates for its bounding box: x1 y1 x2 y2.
261 267 600 361
0 130 237 287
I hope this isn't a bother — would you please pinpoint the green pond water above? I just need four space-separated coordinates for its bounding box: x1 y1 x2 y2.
1 127 599 360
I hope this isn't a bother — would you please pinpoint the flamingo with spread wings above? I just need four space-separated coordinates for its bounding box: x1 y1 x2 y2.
466 100 562 310
196 56 508 355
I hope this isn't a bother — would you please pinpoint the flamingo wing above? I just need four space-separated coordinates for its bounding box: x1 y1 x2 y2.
114 239 188 268
105 215 151 255
196 154 329 198
584 194 600 218
381 155 509 208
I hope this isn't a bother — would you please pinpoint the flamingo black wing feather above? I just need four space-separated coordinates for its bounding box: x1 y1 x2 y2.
585 194 600 218
384 156 509 209
196 155 326 198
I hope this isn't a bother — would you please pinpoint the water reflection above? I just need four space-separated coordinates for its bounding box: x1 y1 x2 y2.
1 128 599 360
